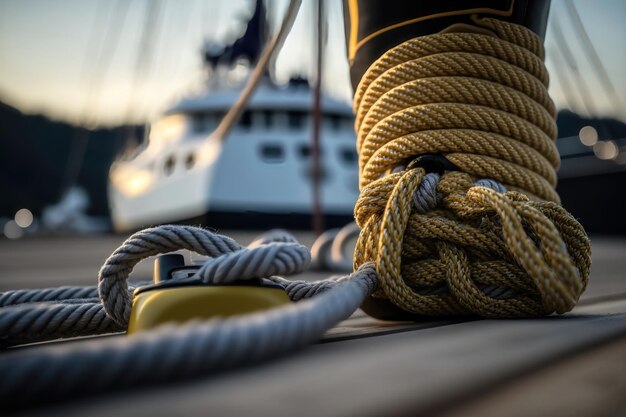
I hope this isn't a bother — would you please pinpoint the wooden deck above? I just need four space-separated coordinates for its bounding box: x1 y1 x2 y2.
2 233 626 416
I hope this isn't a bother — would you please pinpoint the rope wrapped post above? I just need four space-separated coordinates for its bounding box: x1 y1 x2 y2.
352 18 591 319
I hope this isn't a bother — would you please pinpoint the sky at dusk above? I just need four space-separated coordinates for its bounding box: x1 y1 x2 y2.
0 0 624 127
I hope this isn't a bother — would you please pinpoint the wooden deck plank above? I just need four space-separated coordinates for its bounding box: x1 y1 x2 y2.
323 316 466 342
440 336 626 417
22 308 626 417
324 295 626 342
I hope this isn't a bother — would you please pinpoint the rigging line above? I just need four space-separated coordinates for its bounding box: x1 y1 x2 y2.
168 0 201 89
311 0 325 237
546 46 582 114
123 0 164 123
77 0 113 108
550 16 597 117
81 0 132 124
147 0 192 119
56 0 110 197
59 0 131 197
142 0 168 115
196 1 213 76
564 0 625 117
299 1 313 78
203 0 221 40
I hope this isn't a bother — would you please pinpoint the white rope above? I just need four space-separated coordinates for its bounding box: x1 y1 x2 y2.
0 225 378 407
0 283 146 347
311 222 360 272
0 302 122 347
98 225 244 326
0 286 99 307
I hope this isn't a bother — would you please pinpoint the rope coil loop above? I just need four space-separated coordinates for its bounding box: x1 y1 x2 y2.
353 18 591 318
98 225 310 326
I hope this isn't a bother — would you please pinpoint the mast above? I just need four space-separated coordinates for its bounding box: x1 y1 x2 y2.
311 0 324 236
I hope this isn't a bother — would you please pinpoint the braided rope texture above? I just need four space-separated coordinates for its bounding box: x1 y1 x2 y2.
353 18 591 318
0 286 99 307
0 225 377 406
0 283 150 347
98 225 312 326
0 226 321 348
0 267 377 406
0 302 123 347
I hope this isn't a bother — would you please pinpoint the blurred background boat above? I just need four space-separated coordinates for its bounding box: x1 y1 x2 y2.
108 1 358 232
108 78 358 231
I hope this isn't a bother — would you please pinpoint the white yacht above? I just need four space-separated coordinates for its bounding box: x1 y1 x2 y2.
108 78 358 232
108 0 358 232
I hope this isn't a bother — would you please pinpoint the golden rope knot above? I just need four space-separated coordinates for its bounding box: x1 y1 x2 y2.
354 169 591 317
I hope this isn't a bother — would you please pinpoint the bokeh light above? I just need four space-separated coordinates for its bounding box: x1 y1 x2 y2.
14 208 33 228
578 126 598 146
3 220 24 239
592 140 619 160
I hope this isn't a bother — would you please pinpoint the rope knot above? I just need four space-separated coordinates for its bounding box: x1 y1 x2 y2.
354 169 590 317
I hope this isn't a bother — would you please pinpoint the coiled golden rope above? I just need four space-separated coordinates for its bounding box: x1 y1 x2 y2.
353 18 591 317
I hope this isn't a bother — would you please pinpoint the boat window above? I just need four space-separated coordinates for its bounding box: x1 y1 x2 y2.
340 148 358 165
273 112 288 129
164 155 176 175
287 111 305 129
262 110 273 128
322 114 341 130
192 112 221 134
260 144 285 162
185 153 195 169
324 114 352 131
251 111 264 129
215 112 225 129
299 144 311 158
239 111 252 129
192 114 206 133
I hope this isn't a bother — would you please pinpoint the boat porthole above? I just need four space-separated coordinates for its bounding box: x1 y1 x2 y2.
164 155 175 175
185 153 195 169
